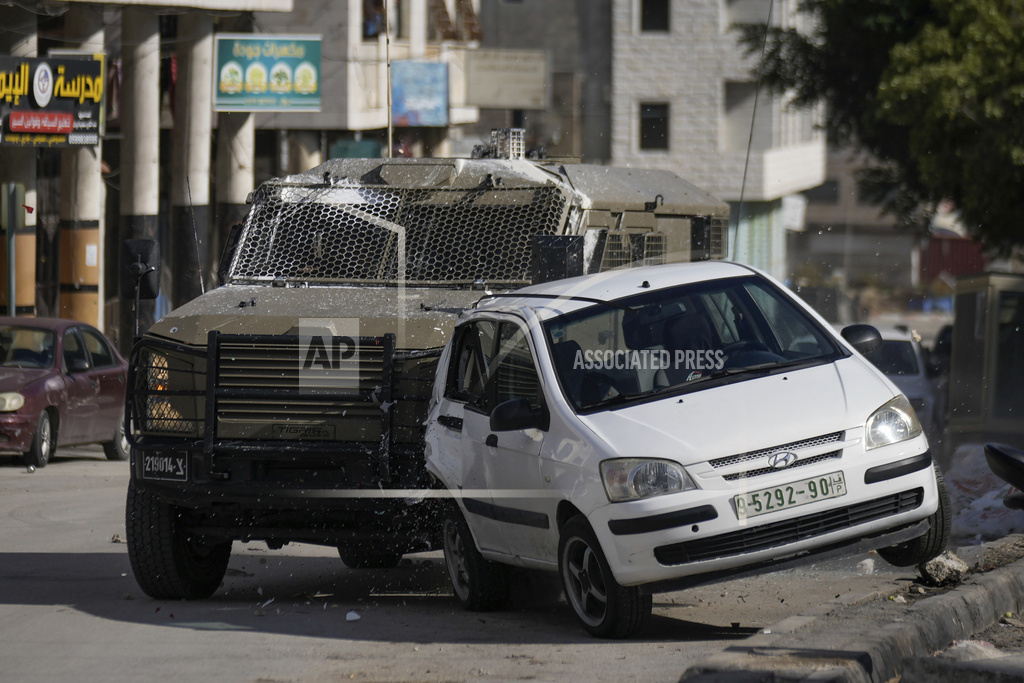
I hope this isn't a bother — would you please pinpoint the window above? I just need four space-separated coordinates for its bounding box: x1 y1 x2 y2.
63 330 89 372
639 103 669 151
641 0 670 32
363 0 385 39
804 181 840 205
446 320 541 412
81 328 116 368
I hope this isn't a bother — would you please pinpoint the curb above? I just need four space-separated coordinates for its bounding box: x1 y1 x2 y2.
681 556 1024 682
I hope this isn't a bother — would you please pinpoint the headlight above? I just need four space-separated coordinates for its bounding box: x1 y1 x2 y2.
865 395 922 450
601 458 696 502
0 392 24 412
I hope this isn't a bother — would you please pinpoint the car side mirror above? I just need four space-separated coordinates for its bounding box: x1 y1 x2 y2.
67 358 89 374
841 324 883 355
490 398 549 432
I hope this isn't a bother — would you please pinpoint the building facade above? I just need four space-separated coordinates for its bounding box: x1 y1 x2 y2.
609 0 825 280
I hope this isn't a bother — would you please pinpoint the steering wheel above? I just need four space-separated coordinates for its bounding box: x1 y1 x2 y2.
579 372 627 406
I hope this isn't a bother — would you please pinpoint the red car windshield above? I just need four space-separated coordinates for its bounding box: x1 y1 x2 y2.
0 326 56 369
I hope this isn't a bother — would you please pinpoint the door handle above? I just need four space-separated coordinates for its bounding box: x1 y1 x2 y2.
485 434 498 448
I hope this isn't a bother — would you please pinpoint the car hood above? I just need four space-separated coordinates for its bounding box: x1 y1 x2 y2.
0 367 53 390
575 357 896 466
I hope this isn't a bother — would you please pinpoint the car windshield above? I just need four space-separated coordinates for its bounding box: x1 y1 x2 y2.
543 275 844 411
0 326 56 369
865 340 920 377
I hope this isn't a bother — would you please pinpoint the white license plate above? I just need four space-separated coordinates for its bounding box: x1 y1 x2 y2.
142 453 188 481
734 471 846 520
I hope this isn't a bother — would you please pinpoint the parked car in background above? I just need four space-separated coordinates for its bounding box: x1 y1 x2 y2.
425 262 950 638
863 328 938 439
0 317 128 468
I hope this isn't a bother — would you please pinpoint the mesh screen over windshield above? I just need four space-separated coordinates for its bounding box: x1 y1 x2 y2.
228 184 567 285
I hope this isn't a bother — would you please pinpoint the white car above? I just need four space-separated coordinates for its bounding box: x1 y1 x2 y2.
424 261 950 638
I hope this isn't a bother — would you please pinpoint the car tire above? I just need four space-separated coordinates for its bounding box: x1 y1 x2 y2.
558 515 651 639
877 465 952 568
125 479 231 599
25 410 54 469
103 417 129 461
442 507 509 611
338 549 403 569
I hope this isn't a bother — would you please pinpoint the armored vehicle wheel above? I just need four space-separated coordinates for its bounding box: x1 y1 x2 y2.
338 549 403 569
442 508 509 611
877 465 952 567
558 515 651 638
126 479 231 599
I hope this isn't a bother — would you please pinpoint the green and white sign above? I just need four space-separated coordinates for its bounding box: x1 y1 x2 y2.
213 34 321 112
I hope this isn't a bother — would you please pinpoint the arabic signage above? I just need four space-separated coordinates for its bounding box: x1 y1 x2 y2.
391 61 448 127
213 34 322 112
0 54 105 147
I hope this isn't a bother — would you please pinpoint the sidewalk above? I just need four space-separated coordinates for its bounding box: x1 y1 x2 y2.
681 537 1024 682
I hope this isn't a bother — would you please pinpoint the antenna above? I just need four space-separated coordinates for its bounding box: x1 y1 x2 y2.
187 176 206 295
386 0 393 159
735 0 775 260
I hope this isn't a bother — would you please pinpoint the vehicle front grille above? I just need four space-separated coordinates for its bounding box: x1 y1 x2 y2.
710 431 845 470
653 488 923 566
722 450 843 481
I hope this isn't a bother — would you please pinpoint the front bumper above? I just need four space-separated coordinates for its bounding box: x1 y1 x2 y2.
588 442 939 588
0 413 36 453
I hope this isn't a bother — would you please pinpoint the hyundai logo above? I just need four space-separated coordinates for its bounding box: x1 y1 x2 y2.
768 451 799 469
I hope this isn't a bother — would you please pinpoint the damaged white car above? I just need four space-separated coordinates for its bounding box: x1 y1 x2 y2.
424 261 950 638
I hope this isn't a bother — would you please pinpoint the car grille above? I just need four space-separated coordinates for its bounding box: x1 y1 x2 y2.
722 450 843 481
710 431 844 470
653 488 923 565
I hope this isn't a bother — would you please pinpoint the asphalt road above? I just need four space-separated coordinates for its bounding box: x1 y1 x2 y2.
0 447 931 683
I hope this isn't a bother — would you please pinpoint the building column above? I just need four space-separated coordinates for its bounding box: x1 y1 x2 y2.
59 6 105 328
170 11 213 306
0 7 37 317
215 112 254 274
119 7 161 348
288 131 321 173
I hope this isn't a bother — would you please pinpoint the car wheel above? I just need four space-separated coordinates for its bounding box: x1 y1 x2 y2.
101 413 129 462
558 515 651 638
338 549 403 569
103 416 129 461
25 410 54 469
877 465 952 568
125 479 231 599
442 507 509 611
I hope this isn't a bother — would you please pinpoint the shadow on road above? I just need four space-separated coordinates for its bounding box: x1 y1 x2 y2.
0 548 757 644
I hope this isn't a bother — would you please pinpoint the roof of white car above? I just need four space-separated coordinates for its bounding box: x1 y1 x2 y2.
474 261 759 320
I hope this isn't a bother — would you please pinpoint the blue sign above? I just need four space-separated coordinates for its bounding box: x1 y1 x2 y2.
391 61 448 127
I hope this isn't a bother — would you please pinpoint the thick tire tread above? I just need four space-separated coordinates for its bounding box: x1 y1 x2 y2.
126 480 231 599
878 465 952 567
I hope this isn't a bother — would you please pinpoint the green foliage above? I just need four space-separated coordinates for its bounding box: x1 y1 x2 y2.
739 0 1024 251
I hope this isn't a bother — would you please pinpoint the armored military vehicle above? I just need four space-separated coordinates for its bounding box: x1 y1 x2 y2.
124 132 730 599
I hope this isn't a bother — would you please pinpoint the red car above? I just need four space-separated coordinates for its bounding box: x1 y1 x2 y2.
0 317 128 468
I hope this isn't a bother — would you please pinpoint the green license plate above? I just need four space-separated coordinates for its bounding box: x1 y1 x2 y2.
734 471 846 520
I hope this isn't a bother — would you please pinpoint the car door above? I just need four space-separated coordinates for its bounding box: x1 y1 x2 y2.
478 321 552 562
78 326 127 442
434 319 509 554
59 328 99 444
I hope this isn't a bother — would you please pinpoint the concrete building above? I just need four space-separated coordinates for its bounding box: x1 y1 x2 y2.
609 0 826 281
0 0 483 350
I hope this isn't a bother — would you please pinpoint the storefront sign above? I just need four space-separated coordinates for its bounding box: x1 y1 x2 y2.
214 34 321 112
0 54 105 147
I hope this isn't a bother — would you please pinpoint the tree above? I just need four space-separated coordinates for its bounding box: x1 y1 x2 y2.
739 0 1024 252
